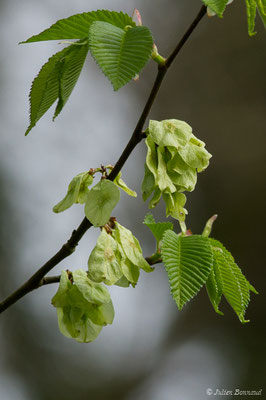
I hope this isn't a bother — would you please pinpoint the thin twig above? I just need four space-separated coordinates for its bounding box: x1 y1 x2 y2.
30 255 163 289
0 5 206 314
41 276 61 286
165 5 207 68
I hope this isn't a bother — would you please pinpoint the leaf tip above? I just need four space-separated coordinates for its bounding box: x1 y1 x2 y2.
239 316 250 324
25 127 32 136
214 307 224 316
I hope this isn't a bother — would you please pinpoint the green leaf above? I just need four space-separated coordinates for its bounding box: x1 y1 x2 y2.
163 192 187 222
167 152 191 175
114 172 137 197
53 171 93 213
143 213 174 243
52 269 114 342
142 163 156 202
205 258 224 315
25 46 68 135
84 179 120 227
145 135 158 180
148 119 192 148
56 307 103 343
203 0 229 17
92 301 115 326
244 0 266 35
72 269 111 305
142 119 212 221
162 232 213 310
258 3 266 27
245 0 258 35
148 187 162 209
51 270 72 307
89 22 153 90
209 239 257 323
168 167 197 192
25 42 89 135
115 222 153 272
157 147 177 193
53 43 89 119
118 246 140 286
178 141 212 172
88 228 123 285
114 275 130 287
21 10 135 43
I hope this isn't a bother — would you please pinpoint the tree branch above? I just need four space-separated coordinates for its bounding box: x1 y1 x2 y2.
0 5 206 314
26 255 163 290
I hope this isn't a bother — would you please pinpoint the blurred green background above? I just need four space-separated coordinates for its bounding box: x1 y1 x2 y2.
0 1 265 399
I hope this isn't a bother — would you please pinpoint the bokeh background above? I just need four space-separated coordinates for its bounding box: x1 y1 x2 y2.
0 0 265 399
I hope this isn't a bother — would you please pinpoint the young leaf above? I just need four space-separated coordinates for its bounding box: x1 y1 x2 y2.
56 307 103 343
142 119 211 221
53 171 93 213
148 187 162 209
143 213 174 244
157 147 177 193
52 269 114 342
168 167 197 192
245 0 258 35
178 141 212 172
114 172 137 197
145 135 158 181
142 163 156 201
88 228 123 285
258 3 266 28
162 232 213 310
163 192 187 221
202 0 229 17
89 21 153 90
53 43 89 119
25 42 89 135
72 269 111 305
25 46 68 135
21 10 135 43
115 222 153 272
84 179 120 227
209 238 257 323
51 270 72 307
92 301 115 326
205 259 224 315
118 246 140 286
245 0 266 35
115 275 130 287
148 119 192 148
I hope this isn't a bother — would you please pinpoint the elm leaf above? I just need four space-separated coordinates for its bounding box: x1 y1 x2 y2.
88 229 123 285
84 180 120 227
162 232 213 310
142 163 156 202
21 10 135 43
163 192 187 222
115 222 153 272
148 119 192 148
143 213 174 244
205 259 224 315
202 0 229 17
89 21 153 90
178 142 212 172
208 239 258 323
53 171 93 213
57 307 103 343
72 269 111 305
114 172 137 197
52 269 114 343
